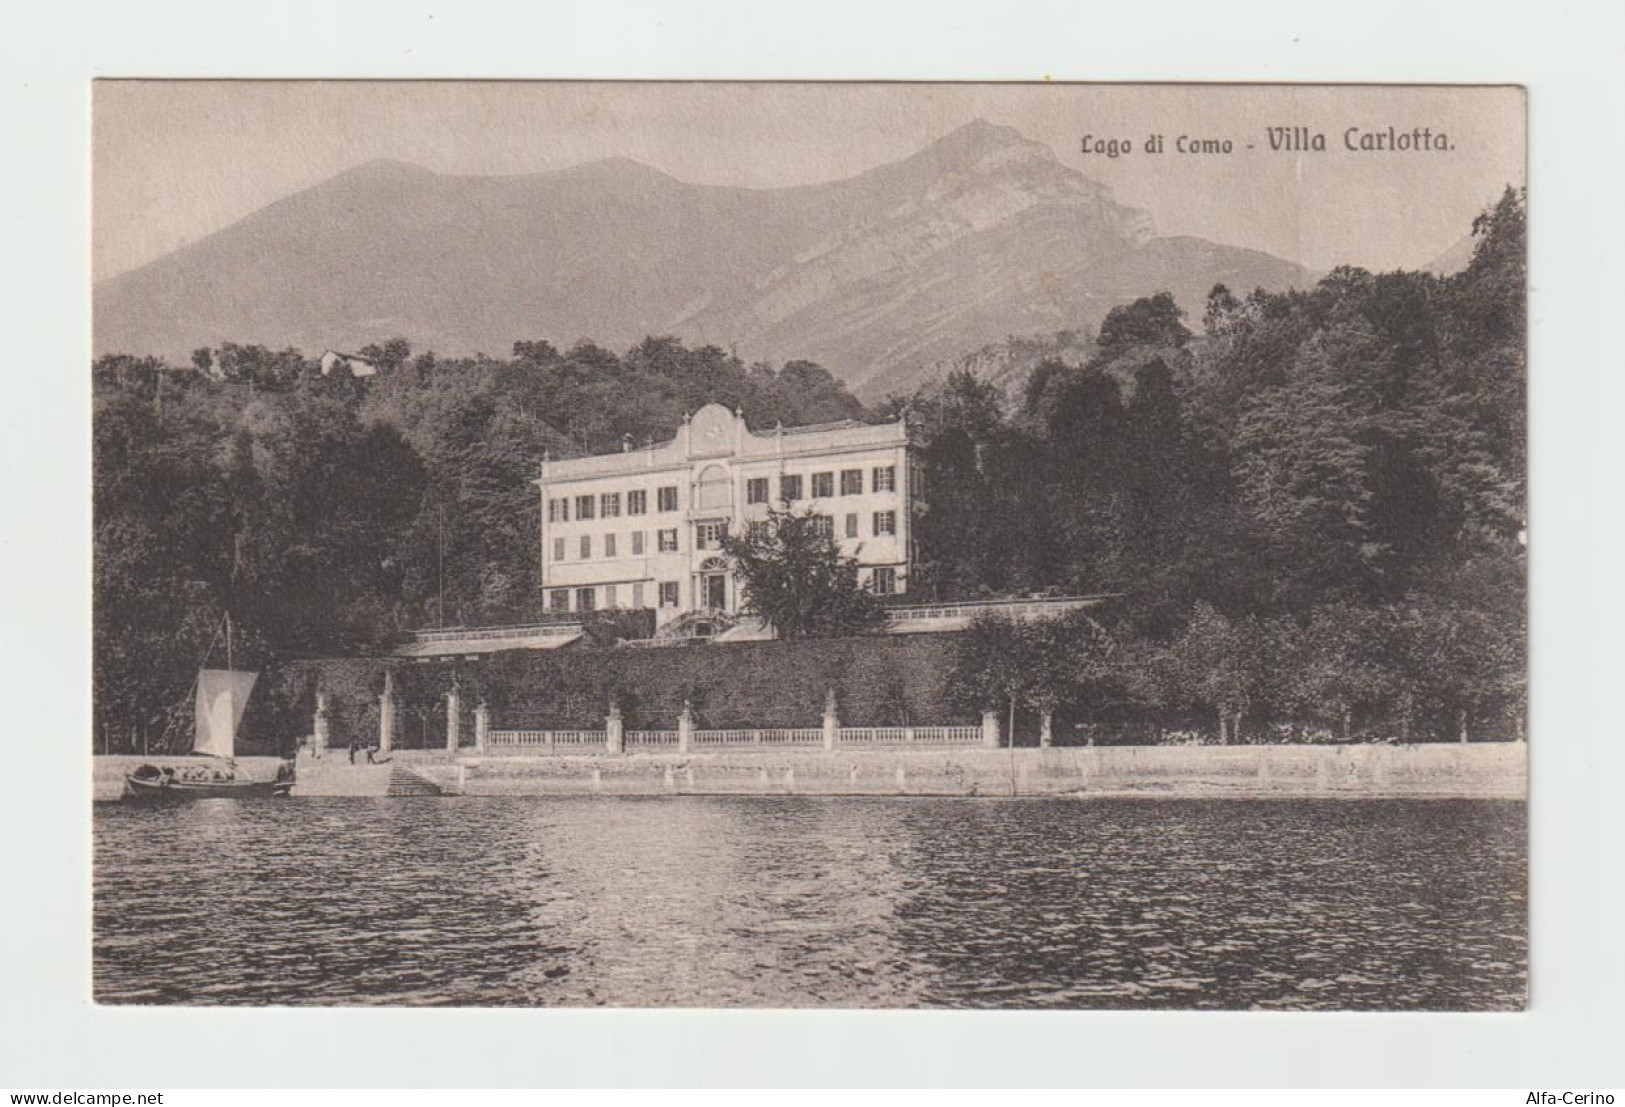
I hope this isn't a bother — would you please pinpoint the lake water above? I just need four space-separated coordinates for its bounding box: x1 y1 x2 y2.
94 796 1526 1009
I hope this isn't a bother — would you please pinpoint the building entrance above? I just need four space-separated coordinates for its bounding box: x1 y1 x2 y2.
703 573 727 611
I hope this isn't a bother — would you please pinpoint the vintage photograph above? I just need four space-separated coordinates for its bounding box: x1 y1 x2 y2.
91 81 1527 1009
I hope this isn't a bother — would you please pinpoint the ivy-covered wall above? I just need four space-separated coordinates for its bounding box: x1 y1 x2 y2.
286 635 968 747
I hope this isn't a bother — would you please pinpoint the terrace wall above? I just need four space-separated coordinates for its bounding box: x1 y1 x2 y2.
289 634 966 748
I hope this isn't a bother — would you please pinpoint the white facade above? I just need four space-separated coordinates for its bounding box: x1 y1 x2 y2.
535 403 916 628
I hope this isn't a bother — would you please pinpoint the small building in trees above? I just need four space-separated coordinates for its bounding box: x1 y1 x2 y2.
536 402 917 629
318 349 378 378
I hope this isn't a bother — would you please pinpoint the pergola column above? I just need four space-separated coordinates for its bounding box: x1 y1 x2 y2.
313 691 329 757
822 689 839 751
981 710 1001 749
678 700 694 753
379 670 396 754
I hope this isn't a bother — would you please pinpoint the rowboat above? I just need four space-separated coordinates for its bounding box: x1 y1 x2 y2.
124 760 293 800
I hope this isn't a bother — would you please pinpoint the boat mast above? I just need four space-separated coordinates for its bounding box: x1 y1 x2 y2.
224 610 234 760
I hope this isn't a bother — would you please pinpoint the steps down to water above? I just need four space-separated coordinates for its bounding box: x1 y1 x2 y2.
387 764 444 797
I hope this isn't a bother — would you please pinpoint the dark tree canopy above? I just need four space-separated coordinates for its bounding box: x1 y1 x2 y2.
720 505 889 640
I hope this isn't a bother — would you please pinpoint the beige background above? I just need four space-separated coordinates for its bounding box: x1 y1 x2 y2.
6 0 1621 1089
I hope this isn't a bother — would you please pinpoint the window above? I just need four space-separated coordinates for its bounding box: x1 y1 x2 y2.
840 469 863 495
696 465 731 510
628 489 648 515
604 584 619 608
747 520 772 541
632 531 645 556
697 522 726 550
605 533 617 558
575 587 596 612
549 589 569 612
547 497 568 522
632 582 646 608
811 471 834 498
553 537 566 561
746 477 770 505
844 513 858 539
873 510 897 536
658 486 678 512
873 465 896 493
575 494 595 520
871 567 897 596
601 492 621 518
579 534 592 559
812 515 834 539
658 528 678 553
780 474 803 502
659 581 679 608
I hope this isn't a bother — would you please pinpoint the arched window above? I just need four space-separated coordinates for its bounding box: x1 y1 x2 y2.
696 465 732 511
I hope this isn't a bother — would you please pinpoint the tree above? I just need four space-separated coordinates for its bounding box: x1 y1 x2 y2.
1023 613 1118 746
358 337 413 373
719 505 888 640
1232 340 1380 605
1202 283 1243 336
1160 603 1268 743
1271 605 1390 740
1387 593 1524 742
1095 291 1192 359
947 612 1119 746
948 614 1030 744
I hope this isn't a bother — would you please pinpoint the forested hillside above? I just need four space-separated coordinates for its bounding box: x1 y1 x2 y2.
898 188 1526 741
92 190 1524 750
92 338 865 749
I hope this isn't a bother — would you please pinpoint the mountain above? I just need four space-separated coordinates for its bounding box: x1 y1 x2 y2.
920 329 1099 402
95 120 1312 399
1423 233 1477 276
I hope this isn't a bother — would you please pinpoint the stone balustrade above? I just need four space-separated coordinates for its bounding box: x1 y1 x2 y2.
837 726 982 746
484 722 986 753
487 729 609 749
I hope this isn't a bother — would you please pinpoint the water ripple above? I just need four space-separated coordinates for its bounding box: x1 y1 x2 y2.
94 797 1526 1009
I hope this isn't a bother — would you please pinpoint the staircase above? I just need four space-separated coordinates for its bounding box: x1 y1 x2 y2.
387 764 445 797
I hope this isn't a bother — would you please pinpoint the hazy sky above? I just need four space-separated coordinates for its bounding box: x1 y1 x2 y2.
94 82 1524 282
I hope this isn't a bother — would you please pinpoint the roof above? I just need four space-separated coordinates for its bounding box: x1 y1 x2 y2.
882 595 1112 634
538 402 909 484
394 623 585 658
319 350 379 377
777 419 870 437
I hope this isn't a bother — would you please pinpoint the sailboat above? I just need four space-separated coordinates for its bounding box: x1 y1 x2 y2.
124 615 295 800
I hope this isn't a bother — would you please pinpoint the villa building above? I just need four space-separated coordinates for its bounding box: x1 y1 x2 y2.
535 402 917 630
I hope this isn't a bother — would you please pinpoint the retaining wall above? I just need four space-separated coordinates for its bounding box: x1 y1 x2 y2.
389 742 1526 799
94 743 1526 802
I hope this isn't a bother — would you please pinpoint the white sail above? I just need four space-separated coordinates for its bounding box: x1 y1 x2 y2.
195 670 258 758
